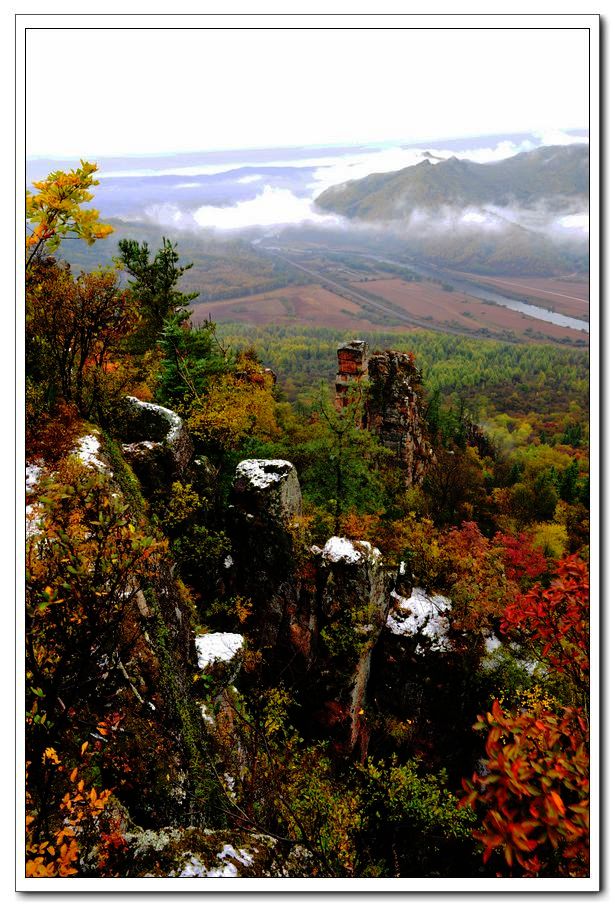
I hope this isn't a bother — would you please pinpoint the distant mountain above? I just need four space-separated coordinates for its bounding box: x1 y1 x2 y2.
315 145 588 221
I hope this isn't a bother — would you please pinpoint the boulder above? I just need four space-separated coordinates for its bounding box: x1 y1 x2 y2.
228 460 303 651
309 537 395 755
116 396 194 490
232 459 302 523
119 825 315 878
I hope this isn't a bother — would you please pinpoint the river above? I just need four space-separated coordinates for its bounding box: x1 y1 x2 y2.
354 253 590 334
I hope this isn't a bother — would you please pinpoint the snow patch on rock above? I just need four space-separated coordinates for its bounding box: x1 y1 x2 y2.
387 588 452 652
219 844 254 867
235 459 294 490
207 844 254 877
358 540 381 561
321 537 362 564
195 632 244 669
26 463 44 494
186 844 254 878
72 434 109 473
179 855 209 877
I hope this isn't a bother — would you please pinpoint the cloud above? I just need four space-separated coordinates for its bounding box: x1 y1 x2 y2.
379 199 589 246
534 128 589 147
143 203 199 230
98 137 551 184
193 185 343 230
556 213 589 232
108 131 589 238
307 138 550 196
236 174 265 184
99 155 349 180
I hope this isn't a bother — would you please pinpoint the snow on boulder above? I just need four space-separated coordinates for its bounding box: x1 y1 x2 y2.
123 396 184 444
195 632 244 675
118 396 194 482
319 537 382 566
387 587 452 653
320 536 361 564
235 458 294 491
233 459 302 523
72 433 110 474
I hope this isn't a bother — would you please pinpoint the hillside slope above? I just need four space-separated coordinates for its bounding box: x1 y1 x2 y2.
315 145 588 220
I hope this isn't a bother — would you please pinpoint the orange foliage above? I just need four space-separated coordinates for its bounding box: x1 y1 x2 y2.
26 749 113 878
460 699 589 877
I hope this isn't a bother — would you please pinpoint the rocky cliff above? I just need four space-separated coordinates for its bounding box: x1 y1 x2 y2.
225 457 395 756
335 340 432 485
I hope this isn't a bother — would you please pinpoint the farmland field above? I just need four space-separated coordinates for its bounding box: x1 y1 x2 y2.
192 275 589 348
191 284 419 333
444 272 590 320
353 277 589 344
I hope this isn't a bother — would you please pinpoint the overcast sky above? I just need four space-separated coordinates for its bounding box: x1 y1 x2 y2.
25 27 589 158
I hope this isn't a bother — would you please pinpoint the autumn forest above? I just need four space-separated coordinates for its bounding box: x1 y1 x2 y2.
24 160 590 882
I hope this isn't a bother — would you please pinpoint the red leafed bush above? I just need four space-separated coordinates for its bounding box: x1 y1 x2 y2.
494 531 551 588
460 700 589 876
500 555 589 694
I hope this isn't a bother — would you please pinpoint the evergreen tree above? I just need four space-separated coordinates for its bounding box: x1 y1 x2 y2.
117 237 198 348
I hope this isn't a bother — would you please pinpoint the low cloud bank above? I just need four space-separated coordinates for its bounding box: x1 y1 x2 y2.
193 185 344 231
102 130 588 236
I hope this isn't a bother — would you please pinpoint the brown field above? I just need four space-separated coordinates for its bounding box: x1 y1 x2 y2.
446 271 590 320
190 279 588 347
354 278 588 344
191 284 418 333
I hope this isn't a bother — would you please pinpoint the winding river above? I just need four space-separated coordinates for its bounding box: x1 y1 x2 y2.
355 253 590 334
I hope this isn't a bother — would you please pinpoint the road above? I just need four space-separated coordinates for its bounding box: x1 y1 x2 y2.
255 245 586 345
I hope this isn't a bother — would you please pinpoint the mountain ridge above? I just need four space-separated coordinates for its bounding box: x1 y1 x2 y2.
315 144 589 221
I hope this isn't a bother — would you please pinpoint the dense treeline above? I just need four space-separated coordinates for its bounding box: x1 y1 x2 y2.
25 163 590 879
214 322 589 414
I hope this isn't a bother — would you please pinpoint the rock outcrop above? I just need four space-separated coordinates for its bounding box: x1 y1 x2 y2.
366 350 432 485
308 537 395 755
94 814 314 878
233 459 302 523
334 342 432 485
228 460 395 755
227 459 303 651
335 340 368 410
116 396 194 491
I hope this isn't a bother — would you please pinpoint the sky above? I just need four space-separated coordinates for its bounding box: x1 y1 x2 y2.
25 27 590 158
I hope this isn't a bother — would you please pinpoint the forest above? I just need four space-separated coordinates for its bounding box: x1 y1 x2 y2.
24 162 589 880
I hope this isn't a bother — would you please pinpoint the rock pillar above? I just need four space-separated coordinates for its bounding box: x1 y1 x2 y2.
335 340 368 412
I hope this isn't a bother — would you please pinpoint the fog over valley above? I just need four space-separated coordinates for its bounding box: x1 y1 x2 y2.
27 129 588 244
